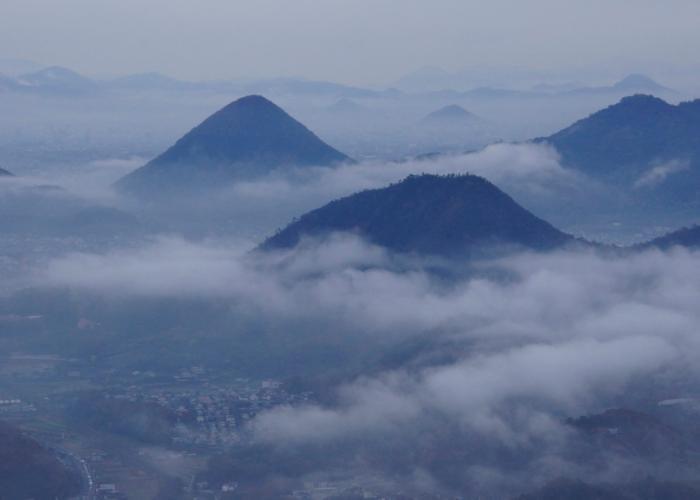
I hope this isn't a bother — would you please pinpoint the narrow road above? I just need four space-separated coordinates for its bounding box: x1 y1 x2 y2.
52 445 96 500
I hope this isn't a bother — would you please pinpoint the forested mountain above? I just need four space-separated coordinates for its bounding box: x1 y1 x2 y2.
262 173 574 256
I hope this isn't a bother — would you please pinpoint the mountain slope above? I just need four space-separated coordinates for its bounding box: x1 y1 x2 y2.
261 174 573 257
536 95 700 219
0 421 82 499
539 95 700 182
116 95 351 195
0 166 13 176
642 225 700 250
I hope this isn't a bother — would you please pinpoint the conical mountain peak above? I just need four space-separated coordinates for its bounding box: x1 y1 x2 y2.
116 95 351 196
261 174 573 257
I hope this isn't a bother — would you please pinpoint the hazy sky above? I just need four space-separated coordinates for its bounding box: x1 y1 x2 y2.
2 0 700 85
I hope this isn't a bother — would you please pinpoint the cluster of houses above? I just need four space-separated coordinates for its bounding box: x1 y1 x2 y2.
118 376 312 449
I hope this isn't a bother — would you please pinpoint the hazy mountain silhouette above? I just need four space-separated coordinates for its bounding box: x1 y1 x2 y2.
0 166 13 176
613 74 670 93
261 174 574 257
420 104 481 126
327 98 366 115
15 66 97 94
116 95 352 195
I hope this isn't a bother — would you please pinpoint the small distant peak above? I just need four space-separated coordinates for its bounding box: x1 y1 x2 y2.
17 66 95 93
422 104 477 123
436 104 472 116
328 98 364 113
614 73 666 91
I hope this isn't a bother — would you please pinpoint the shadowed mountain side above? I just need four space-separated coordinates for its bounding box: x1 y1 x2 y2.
260 174 575 257
0 421 82 499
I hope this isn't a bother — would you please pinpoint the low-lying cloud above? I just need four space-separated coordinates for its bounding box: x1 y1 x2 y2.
6 139 700 495
221 142 579 215
21 222 700 494
634 159 690 189
39 236 700 345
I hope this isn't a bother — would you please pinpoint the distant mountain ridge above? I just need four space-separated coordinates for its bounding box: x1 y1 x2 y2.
116 95 351 195
261 174 574 257
0 65 400 99
395 67 672 97
0 64 674 102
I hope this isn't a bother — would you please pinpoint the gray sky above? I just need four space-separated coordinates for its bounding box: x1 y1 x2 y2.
2 0 699 85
